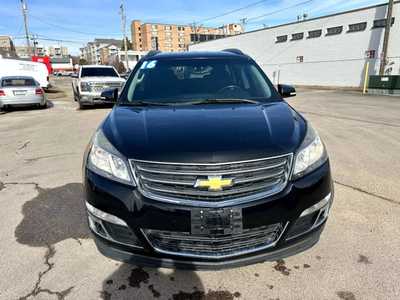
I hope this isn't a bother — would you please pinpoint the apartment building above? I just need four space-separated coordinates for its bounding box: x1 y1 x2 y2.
190 1 400 88
131 20 243 52
0 36 16 58
15 45 69 58
80 39 123 64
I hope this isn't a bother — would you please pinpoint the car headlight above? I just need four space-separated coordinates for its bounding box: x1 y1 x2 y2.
80 82 91 92
87 130 134 185
292 124 328 179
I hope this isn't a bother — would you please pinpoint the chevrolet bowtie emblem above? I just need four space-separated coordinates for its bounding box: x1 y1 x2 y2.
194 175 233 191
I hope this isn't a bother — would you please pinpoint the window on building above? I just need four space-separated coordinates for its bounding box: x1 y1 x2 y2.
326 26 343 36
373 17 395 28
365 50 376 59
291 33 304 41
165 25 172 30
178 26 185 31
296 56 304 63
307 29 322 39
276 35 287 43
348 22 367 32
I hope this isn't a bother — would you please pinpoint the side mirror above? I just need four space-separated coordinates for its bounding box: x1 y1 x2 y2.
101 88 118 103
278 84 296 98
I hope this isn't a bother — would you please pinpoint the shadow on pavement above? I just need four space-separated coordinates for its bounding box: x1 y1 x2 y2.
14 183 90 247
101 263 241 300
0 101 54 115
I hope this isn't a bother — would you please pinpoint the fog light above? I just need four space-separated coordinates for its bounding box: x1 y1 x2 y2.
286 193 332 240
86 202 127 226
86 202 143 249
300 193 331 217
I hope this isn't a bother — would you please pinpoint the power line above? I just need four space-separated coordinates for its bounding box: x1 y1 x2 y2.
29 14 123 36
196 0 271 24
247 0 313 23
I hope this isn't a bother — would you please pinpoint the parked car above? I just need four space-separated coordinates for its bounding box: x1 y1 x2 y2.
82 50 333 269
0 58 49 88
72 65 125 109
0 76 47 110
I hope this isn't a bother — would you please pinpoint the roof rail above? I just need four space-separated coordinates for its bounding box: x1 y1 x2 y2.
145 50 161 58
222 48 244 55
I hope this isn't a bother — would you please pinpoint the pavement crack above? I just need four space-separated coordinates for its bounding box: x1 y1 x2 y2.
299 111 400 128
0 181 41 192
18 244 74 300
334 180 399 206
17 141 31 151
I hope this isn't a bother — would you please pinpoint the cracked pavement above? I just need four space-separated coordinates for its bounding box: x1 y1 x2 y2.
0 78 399 299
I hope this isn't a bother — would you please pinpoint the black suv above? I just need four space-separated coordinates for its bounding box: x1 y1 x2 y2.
83 50 333 269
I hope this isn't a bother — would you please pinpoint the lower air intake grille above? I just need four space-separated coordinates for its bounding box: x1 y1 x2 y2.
143 223 285 259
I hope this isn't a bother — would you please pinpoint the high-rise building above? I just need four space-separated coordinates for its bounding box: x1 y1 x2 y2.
131 20 243 52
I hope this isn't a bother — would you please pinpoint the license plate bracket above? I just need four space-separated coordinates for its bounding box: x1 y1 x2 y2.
191 208 243 235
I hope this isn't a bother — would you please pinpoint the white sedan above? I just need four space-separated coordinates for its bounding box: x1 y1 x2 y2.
0 76 47 110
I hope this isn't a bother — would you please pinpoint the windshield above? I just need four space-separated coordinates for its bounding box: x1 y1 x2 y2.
81 67 119 77
125 58 277 104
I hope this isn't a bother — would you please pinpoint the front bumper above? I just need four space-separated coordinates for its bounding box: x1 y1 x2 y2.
79 93 109 105
84 160 333 269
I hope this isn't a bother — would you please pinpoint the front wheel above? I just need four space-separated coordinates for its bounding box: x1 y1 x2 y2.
78 99 86 110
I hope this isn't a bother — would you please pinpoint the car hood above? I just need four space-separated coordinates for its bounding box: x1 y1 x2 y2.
80 76 125 83
102 102 306 163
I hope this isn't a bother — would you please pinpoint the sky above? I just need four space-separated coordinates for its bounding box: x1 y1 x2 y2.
0 0 387 55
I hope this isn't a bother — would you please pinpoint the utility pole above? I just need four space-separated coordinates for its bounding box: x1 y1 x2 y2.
379 0 394 75
20 0 31 57
120 0 129 70
192 22 197 44
240 18 247 32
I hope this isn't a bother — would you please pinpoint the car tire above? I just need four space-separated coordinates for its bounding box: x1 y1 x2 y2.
78 100 86 110
72 85 77 102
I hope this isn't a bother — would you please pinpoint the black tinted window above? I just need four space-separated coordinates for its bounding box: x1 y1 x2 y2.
126 58 275 103
1 78 37 87
81 68 119 77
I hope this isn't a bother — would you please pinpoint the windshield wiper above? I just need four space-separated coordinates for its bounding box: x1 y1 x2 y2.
190 98 261 105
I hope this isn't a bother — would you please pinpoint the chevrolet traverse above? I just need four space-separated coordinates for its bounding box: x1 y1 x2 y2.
83 49 333 269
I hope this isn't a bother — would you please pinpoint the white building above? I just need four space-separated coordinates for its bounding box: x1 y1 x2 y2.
190 2 400 88
109 50 148 70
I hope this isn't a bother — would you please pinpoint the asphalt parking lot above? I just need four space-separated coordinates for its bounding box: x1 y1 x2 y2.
1 77 399 300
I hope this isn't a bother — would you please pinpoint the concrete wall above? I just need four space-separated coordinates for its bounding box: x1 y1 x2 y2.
190 2 400 88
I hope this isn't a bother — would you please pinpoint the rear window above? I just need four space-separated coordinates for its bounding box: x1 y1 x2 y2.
81 67 119 77
1 78 37 87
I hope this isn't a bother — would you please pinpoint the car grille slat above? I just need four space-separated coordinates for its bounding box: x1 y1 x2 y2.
143 223 285 258
130 154 292 205
135 160 287 176
142 178 282 197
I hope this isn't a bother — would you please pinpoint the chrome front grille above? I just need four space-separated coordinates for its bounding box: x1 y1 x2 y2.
130 154 293 206
91 82 122 92
143 223 286 259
